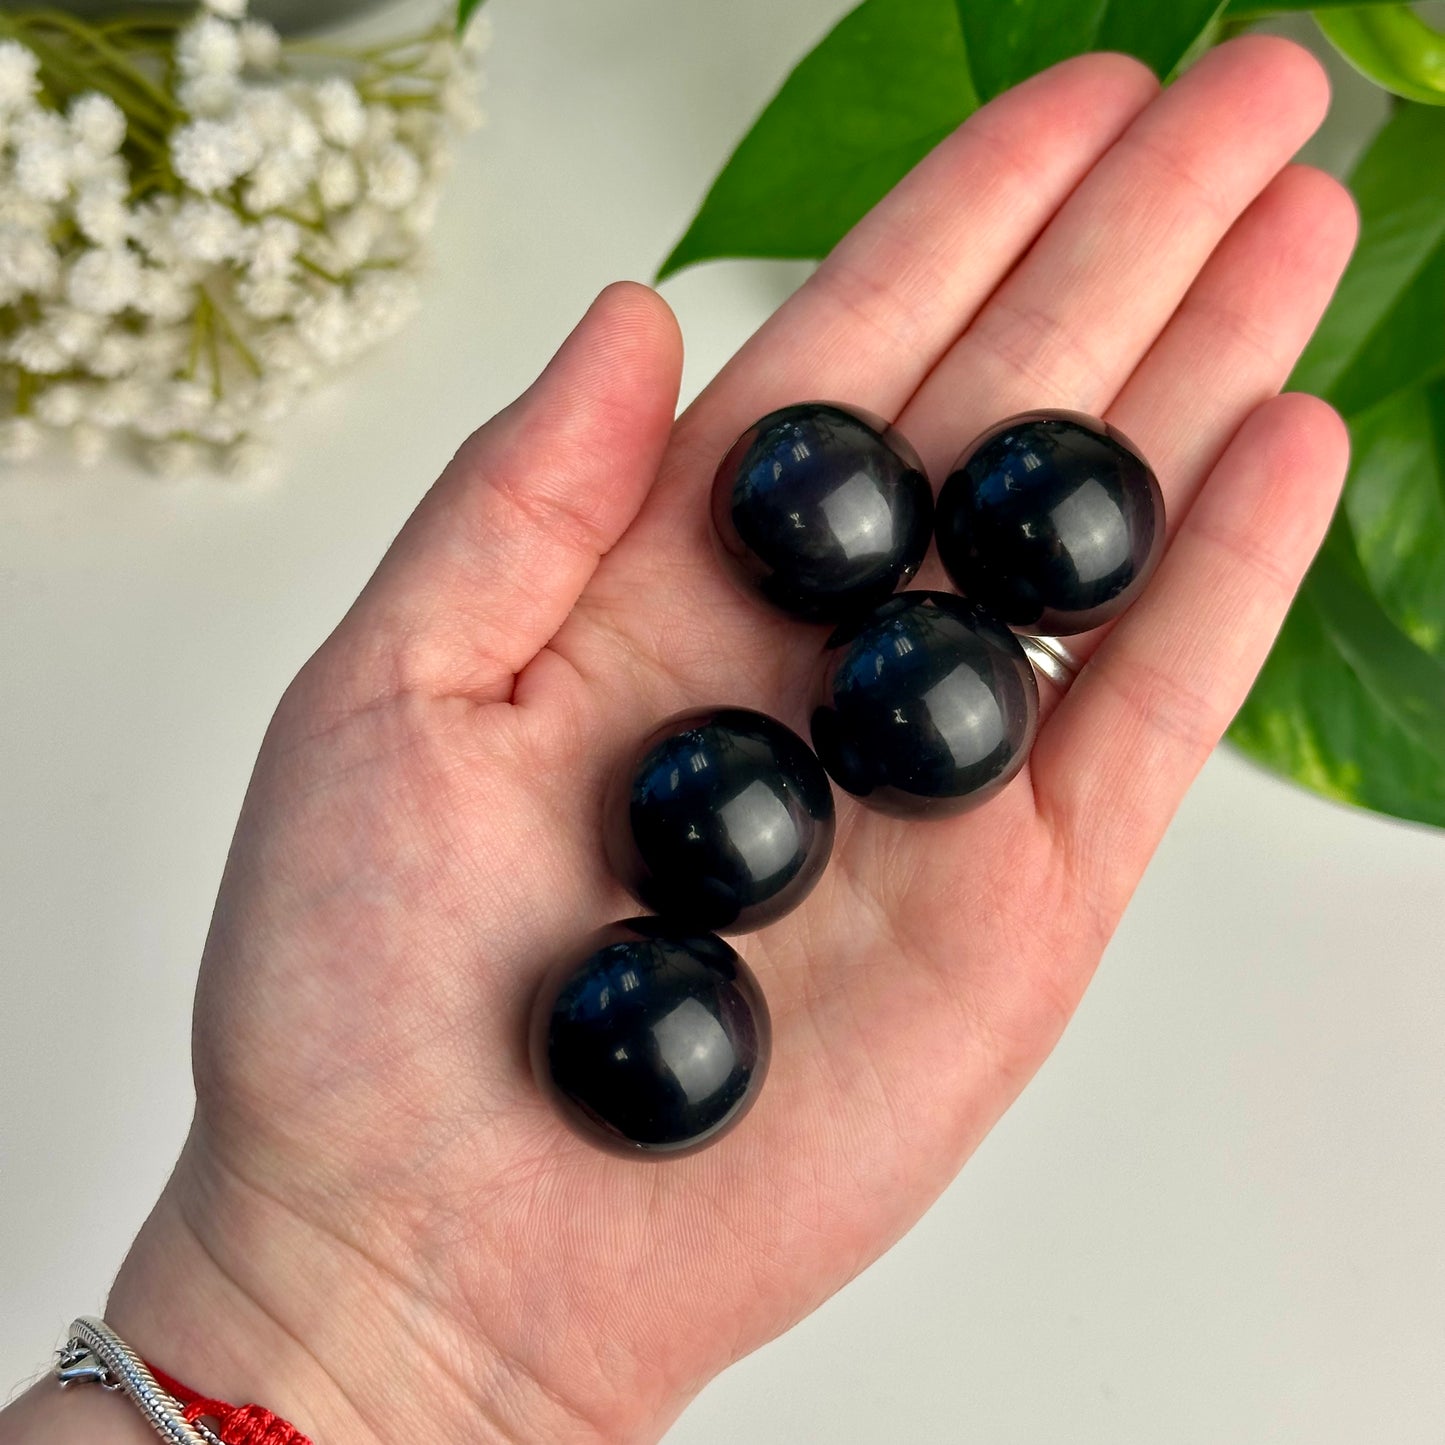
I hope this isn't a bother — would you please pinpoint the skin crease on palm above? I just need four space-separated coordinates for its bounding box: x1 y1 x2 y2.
0 33 1363 1445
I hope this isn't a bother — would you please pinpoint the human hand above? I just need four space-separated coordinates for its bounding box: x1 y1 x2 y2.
24 35 1354 1445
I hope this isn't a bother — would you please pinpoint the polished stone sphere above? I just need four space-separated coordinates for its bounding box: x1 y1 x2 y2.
530 919 771 1155
936 410 1165 636
604 707 835 932
711 402 934 622
810 592 1038 818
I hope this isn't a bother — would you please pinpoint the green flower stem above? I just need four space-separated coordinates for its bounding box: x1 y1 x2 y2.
186 292 211 384
15 369 36 417
286 27 446 63
206 294 224 400
1316 6 1445 105
4 19 175 138
18 8 183 120
204 289 262 379
360 89 443 107
273 206 328 235
296 254 346 285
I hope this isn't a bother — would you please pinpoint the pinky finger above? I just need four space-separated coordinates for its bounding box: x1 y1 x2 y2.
1030 393 1350 917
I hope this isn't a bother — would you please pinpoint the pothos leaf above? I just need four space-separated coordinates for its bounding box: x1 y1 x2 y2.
1231 103 1445 827
955 0 1227 102
657 0 977 280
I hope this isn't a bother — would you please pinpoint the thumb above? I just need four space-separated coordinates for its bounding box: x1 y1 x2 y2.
334 282 683 704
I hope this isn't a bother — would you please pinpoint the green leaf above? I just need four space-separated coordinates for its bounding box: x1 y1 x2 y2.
1316 6 1445 105
657 0 977 281
956 0 1227 102
1224 0 1410 17
457 0 488 33
1231 513 1445 830
1232 103 1445 828
1290 102 1445 417
1345 381 1445 663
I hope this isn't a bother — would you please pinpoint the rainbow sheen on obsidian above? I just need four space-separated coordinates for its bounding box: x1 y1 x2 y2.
604 708 835 933
711 402 934 622
811 592 1038 818
936 410 1165 636
530 919 771 1155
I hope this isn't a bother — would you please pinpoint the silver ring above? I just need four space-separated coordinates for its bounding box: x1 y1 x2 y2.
1019 634 1081 688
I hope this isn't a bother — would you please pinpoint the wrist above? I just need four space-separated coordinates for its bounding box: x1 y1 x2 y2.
100 1128 627 1445
104 1156 381 1445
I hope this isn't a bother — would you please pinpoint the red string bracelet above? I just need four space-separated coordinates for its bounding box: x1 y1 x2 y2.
145 1361 313 1445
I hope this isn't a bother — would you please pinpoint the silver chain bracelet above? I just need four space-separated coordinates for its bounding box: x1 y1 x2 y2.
55 1317 223 1445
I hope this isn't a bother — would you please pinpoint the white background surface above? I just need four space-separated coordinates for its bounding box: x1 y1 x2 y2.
2 1 1443 1440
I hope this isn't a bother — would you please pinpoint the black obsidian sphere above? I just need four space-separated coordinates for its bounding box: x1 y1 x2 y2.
604 707 835 933
711 402 934 622
811 592 1038 818
936 410 1165 636
530 919 771 1156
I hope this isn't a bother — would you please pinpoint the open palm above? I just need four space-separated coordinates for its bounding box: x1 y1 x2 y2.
109 38 1355 1445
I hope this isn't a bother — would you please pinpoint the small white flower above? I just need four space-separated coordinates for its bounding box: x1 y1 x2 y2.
237 274 298 319
0 41 40 113
135 328 191 375
131 197 182 265
10 106 64 146
244 150 311 211
8 326 70 374
327 204 382 269
0 224 60 303
69 94 127 157
313 78 366 148
224 438 280 485
244 214 302 278
179 73 242 119
238 19 281 69
316 150 360 209
136 377 209 439
172 198 245 264
147 439 204 479
352 271 419 343
295 290 357 362
280 106 321 164
423 41 457 77
89 334 141 380
366 143 422 212
71 422 108 468
363 105 397 149
92 377 148 423
67 247 142 315
194 396 247 444
396 109 443 154
0 191 54 232
203 0 248 18
135 269 194 324
46 308 104 358
35 382 88 429
254 327 314 383
75 176 132 248
402 185 442 238
171 117 261 195
237 88 296 145
440 73 485 132
461 15 493 58
178 17 243 80
0 417 43 463
15 128 72 204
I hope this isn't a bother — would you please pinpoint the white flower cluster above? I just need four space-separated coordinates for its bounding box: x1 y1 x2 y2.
0 0 488 478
